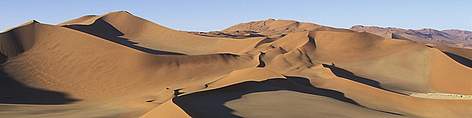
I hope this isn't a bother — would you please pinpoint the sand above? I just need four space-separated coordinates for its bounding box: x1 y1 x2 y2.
1 11 471 118
410 93 472 100
351 25 472 49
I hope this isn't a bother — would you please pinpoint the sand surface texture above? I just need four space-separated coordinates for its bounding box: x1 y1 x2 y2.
1 11 471 118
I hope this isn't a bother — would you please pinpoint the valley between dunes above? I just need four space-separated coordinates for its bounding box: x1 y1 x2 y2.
0 11 471 118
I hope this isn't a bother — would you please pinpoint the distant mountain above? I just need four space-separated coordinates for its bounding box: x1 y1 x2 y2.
351 25 472 48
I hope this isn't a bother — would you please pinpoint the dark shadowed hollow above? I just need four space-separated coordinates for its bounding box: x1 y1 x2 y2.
63 18 183 55
0 69 78 104
323 64 409 96
172 77 366 118
443 51 472 68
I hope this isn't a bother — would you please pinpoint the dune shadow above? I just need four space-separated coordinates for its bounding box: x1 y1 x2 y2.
63 18 183 55
322 64 407 95
443 51 472 68
323 64 382 88
173 77 360 118
256 52 266 67
0 69 79 104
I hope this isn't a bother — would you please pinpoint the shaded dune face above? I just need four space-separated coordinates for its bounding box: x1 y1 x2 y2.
0 70 78 104
171 30 472 118
1 23 260 100
0 11 471 118
64 18 184 55
0 21 38 61
173 77 405 118
443 51 472 68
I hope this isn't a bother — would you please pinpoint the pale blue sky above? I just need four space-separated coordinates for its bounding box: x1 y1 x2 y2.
1 0 471 31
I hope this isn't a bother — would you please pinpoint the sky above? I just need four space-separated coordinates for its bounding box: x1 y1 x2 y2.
1 0 471 32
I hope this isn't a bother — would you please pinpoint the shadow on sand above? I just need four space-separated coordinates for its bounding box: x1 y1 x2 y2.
443 51 472 68
322 64 408 95
0 69 78 104
173 77 360 118
63 18 183 55
323 64 382 88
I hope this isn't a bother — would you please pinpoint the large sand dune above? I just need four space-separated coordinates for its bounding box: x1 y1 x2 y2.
1 11 471 118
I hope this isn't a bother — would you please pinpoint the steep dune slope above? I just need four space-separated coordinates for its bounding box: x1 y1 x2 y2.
220 19 472 94
225 19 472 61
307 31 472 94
3 22 258 99
168 30 472 118
0 20 38 59
0 18 261 117
59 15 101 26
61 11 265 55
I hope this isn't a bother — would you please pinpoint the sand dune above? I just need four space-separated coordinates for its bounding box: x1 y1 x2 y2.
61 11 265 55
0 12 260 117
1 11 471 118
351 25 472 49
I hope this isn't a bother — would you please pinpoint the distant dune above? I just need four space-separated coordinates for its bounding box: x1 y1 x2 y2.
351 25 472 49
0 11 471 118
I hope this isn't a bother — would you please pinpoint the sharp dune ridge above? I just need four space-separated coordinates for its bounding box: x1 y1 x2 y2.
0 11 471 118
